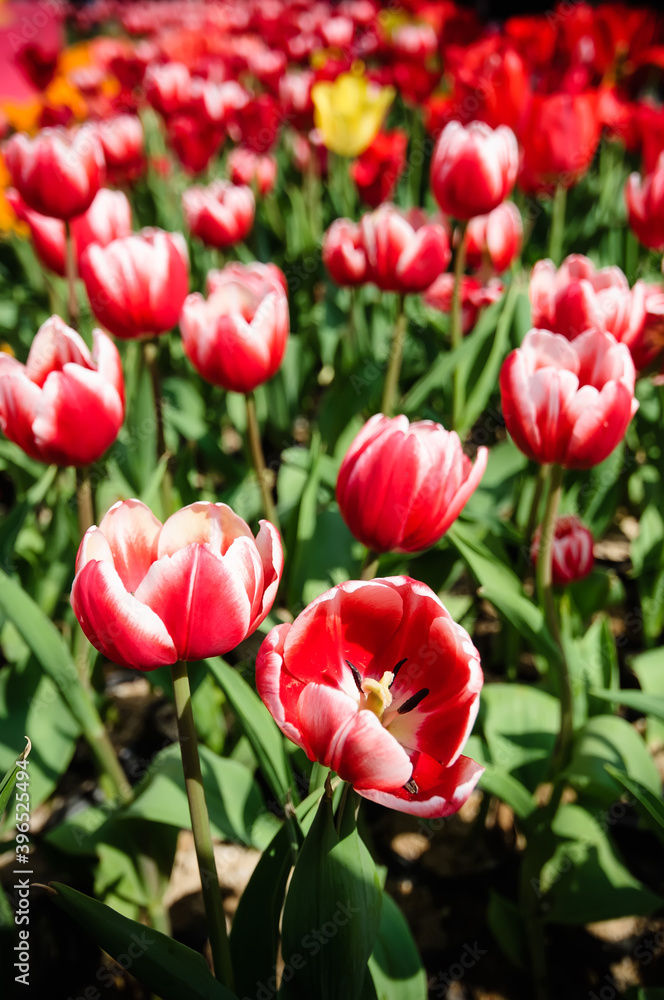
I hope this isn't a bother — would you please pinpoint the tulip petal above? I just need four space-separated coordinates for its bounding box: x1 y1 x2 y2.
0 357 44 461
296 683 413 791
256 622 309 751
71 559 177 670
358 751 483 817
254 519 284 626
134 538 261 660
158 501 253 558
98 499 162 591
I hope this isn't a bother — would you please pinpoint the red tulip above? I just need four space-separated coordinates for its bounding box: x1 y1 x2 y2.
237 94 282 154
625 153 664 251
323 218 368 287
180 261 289 393
279 69 314 131
7 188 132 277
144 62 192 119
182 180 254 249
530 255 647 356
80 228 189 340
431 121 518 221
0 315 124 466
519 92 600 192
445 37 530 134
500 328 638 469
4 126 106 220
350 130 408 209
256 576 484 817
189 79 250 129
71 499 283 670
337 414 488 553
166 114 223 175
531 515 594 587
93 115 145 185
227 147 278 198
323 205 451 293
424 275 504 333
391 22 438 60
464 201 523 274
206 261 287 297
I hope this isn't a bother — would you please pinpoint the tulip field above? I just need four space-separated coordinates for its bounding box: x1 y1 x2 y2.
3 1 664 998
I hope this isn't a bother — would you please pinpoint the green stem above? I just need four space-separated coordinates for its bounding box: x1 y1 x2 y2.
360 548 379 581
524 464 549 551
451 224 468 432
535 464 573 777
381 294 406 416
143 339 174 516
547 184 567 266
170 660 234 989
64 219 78 330
75 466 94 538
245 391 279 531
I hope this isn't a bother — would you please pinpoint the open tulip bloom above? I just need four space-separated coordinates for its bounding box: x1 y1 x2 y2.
257 577 484 817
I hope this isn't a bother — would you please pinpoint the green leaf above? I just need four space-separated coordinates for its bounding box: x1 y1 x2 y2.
486 890 526 969
479 684 560 792
231 817 302 998
206 658 293 806
0 656 80 815
0 568 102 746
48 882 238 1000
447 523 560 666
566 715 661 803
0 737 30 821
458 282 519 437
280 790 382 1000
479 768 536 820
604 765 664 845
589 688 664 722
120 743 269 848
539 804 663 924
368 892 427 1000
630 647 664 746
403 297 503 414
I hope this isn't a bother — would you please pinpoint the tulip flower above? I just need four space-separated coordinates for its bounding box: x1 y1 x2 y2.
323 206 450 294
425 275 505 333
237 94 282 154
4 125 106 220
71 499 283 670
144 61 192 119
93 114 145 185
519 92 600 193
350 130 408 208
180 261 289 394
464 201 523 274
0 315 124 466
7 187 132 277
182 180 255 250
499 328 638 470
431 120 518 220
166 114 223 175
79 228 189 340
256 576 484 818
337 414 488 553
227 147 278 198
625 153 664 251
312 69 395 157
322 218 368 287
531 515 594 587
530 255 647 362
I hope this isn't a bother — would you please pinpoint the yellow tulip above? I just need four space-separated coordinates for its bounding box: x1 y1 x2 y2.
311 68 395 158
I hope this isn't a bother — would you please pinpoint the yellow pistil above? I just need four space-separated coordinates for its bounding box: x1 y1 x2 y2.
361 671 394 719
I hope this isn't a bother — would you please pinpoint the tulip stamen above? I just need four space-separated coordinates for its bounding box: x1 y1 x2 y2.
389 658 407 688
403 779 419 795
361 671 395 719
346 659 364 693
397 688 429 714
